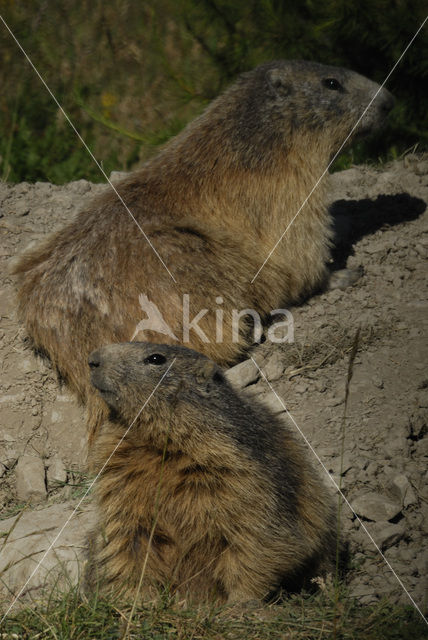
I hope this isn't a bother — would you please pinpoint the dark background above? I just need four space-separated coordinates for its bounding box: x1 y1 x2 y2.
0 0 426 183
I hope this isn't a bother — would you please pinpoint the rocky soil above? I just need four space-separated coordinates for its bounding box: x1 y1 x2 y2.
0 156 427 614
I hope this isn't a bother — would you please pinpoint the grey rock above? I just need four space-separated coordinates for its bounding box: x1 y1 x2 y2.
258 391 286 414
354 288 369 302
352 552 366 567
359 559 378 578
414 550 428 575
328 473 341 489
365 461 378 477
352 492 402 522
383 423 409 457
0 288 15 317
415 160 428 176
225 359 259 389
314 379 327 393
416 392 428 409
294 381 309 394
370 522 406 550
415 438 428 457
327 453 353 477
325 394 343 407
46 455 67 486
325 287 343 302
349 583 377 603
42 392 87 466
0 502 96 600
399 548 415 563
19 358 40 374
407 410 427 439
388 474 418 508
70 179 91 194
9 201 30 216
15 455 47 503
372 376 384 389
243 382 265 396
109 170 130 182
263 354 285 382
364 241 385 254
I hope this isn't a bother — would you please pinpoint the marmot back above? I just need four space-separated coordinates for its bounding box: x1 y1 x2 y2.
12 60 394 449
86 342 337 603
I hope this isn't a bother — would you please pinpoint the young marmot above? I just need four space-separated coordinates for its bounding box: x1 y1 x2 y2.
86 342 337 603
12 60 394 446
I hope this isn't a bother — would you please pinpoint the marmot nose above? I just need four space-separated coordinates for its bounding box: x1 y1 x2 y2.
88 350 102 370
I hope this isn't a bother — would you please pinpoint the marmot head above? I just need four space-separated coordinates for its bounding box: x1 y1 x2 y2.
89 342 225 424
215 60 394 166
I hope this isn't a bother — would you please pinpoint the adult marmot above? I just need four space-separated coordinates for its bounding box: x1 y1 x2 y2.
12 60 393 445
86 342 337 603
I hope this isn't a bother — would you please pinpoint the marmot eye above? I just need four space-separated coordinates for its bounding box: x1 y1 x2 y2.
322 78 342 91
144 353 167 365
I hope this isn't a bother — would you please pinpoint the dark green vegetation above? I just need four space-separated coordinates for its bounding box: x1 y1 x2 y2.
0 583 426 640
0 1 427 183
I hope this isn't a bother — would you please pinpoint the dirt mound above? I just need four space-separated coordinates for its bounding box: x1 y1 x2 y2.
0 156 427 612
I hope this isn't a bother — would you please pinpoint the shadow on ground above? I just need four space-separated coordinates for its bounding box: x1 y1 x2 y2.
330 193 426 269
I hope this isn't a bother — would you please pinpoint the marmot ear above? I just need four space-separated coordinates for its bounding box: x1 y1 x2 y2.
267 68 292 97
195 360 224 394
195 360 219 384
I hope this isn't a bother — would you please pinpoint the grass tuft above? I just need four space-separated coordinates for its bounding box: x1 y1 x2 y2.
0 581 426 640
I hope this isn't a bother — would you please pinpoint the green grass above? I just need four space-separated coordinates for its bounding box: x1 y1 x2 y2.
57 470 93 501
0 582 426 640
0 2 426 185
0 503 27 522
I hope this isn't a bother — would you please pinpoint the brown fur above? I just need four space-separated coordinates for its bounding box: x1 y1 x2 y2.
85 342 337 604
11 60 393 448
